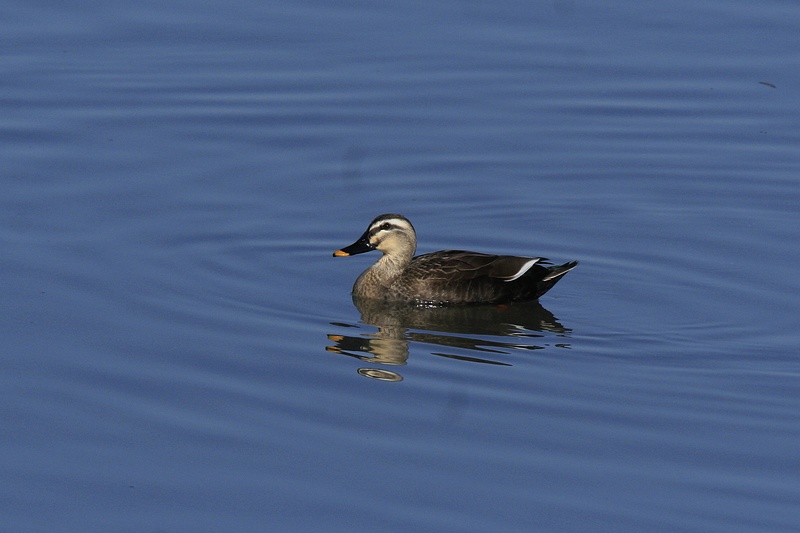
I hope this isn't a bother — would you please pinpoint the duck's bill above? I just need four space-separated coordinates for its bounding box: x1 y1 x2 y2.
333 232 374 257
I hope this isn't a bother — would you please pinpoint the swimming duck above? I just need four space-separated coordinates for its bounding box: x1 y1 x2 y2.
333 214 577 305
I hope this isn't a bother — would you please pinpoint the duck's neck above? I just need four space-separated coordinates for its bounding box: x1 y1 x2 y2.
353 249 413 298
370 249 412 283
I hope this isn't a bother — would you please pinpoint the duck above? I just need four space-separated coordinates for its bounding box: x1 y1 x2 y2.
333 213 577 305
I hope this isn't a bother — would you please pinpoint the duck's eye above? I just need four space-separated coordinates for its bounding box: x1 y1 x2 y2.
380 222 392 231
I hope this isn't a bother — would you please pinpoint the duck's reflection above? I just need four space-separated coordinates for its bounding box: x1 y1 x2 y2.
327 296 571 380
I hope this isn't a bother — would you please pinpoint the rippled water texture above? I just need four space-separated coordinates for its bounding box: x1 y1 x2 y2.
3 0 800 531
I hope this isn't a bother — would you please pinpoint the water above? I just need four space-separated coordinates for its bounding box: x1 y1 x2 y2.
3 0 799 531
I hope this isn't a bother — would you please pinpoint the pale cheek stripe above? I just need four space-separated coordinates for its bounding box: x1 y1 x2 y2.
504 259 540 282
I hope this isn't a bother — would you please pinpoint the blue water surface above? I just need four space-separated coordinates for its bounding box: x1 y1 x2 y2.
2 0 799 531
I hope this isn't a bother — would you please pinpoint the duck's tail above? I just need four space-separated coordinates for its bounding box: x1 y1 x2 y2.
543 260 579 282
531 260 578 299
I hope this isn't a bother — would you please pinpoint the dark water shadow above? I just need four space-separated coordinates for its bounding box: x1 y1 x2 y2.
327 296 572 381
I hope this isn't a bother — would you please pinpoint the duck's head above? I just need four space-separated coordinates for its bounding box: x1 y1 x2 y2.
333 214 416 259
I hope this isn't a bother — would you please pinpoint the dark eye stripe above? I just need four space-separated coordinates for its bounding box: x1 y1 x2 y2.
370 222 396 234
369 217 411 236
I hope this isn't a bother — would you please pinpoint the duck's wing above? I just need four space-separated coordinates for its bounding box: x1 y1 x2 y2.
410 251 550 281
402 252 577 304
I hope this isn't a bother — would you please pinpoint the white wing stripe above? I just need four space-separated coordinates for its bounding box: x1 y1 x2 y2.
504 259 540 282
